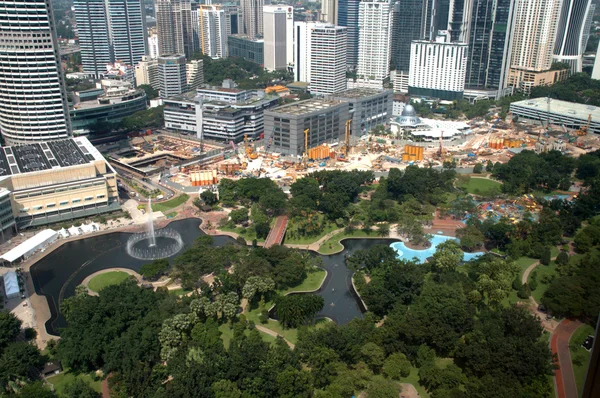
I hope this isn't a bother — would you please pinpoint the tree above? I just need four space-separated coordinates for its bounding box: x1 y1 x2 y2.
382 353 411 380
274 294 324 328
139 259 169 280
138 84 159 100
0 312 21 348
556 251 569 266
366 377 401 398
540 247 551 265
486 160 494 172
360 342 385 372
473 163 483 174
574 232 593 253
276 366 312 398
469 256 520 304
431 240 463 273
0 342 44 389
212 380 242 398
229 207 249 224
19 382 54 398
201 190 218 205
377 223 390 237
456 225 484 251
63 378 101 398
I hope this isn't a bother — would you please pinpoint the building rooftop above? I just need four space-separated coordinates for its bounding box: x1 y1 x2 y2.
229 34 264 43
511 97 600 120
0 137 103 177
269 99 343 116
334 88 390 99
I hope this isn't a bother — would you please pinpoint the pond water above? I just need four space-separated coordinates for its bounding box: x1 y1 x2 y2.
390 234 484 264
30 218 397 335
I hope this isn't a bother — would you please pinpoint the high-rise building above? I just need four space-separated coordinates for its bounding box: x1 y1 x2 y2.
310 25 348 95
74 0 147 79
135 56 159 88
222 4 243 35
293 21 317 82
390 0 427 73
198 5 228 59
507 0 561 92
448 0 473 42
465 0 516 96
228 35 264 65
155 0 194 58
338 0 360 67
357 0 393 88
241 0 264 39
191 9 201 52
321 0 338 24
263 5 294 71
187 59 204 90
158 55 188 98
553 0 594 73
148 34 159 58
409 36 468 100
0 0 71 145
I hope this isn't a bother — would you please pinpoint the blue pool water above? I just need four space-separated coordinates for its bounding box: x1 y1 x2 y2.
544 194 570 201
390 234 484 264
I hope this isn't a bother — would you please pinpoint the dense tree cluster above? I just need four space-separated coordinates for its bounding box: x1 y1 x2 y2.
530 73 600 106
139 258 169 281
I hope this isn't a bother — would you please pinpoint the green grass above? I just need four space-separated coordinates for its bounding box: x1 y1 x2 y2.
220 224 263 242
168 287 193 296
403 366 430 398
529 260 558 303
284 215 340 245
318 230 379 254
457 177 502 195
88 271 131 293
165 211 177 219
218 323 277 349
151 194 189 212
280 269 326 294
47 370 102 397
570 324 595 395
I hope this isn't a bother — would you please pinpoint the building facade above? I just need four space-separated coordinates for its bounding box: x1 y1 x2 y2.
0 138 120 229
223 4 243 36
390 0 427 73
337 0 361 67
553 0 594 73
357 0 393 88
310 25 348 96
135 56 159 88
158 55 188 98
0 0 72 145
186 59 204 90
321 0 338 24
155 0 194 58
74 0 147 79
228 35 264 65
263 5 294 71
408 38 468 100
293 21 317 83
199 5 228 58
240 0 264 39
264 99 351 156
332 88 393 137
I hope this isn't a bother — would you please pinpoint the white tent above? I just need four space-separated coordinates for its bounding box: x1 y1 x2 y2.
81 224 94 234
1 229 58 263
3 271 19 299
58 228 69 238
68 226 80 236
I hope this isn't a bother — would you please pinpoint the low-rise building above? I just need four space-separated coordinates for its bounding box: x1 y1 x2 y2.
135 56 159 89
332 88 393 137
70 80 148 135
158 55 188 99
163 88 279 141
264 99 350 156
227 35 264 65
0 137 120 229
507 67 570 94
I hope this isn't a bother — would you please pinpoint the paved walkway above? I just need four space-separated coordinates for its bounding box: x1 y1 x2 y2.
552 319 583 398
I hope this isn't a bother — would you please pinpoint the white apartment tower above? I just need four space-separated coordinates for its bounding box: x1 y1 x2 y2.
357 0 393 88
200 5 228 58
408 36 468 100
155 0 194 58
310 25 348 96
135 56 159 88
158 55 188 98
263 5 294 71
187 59 205 90
294 21 317 82
0 0 71 144
148 34 159 58
241 0 264 39
553 0 594 73
321 0 338 24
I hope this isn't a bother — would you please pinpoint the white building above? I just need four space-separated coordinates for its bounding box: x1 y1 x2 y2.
158 55 188 98
199 5 228 58
187 59 204 90
408 36 468 100
310 24 348 96
293 21 317 83
103 61 135 85
553 0 595 73
148 34 159 59
135 56 159 88
321 0 338 24
356 0 393 88
263 5 294 71
390 70 409 93
592 45 600 80
0 0 72 145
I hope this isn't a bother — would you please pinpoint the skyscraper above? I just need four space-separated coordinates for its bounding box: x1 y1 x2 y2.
390 0 427 72
338 0 360 67
310 25 348 95
553 0 594 73
0 0 71 145
155 0 194 58
447 0 473 42
241 0 264 39
321 0 338 24
357 0 393 88
199 5 228 59
74 0 147 79
158 55 188 98
294 21 318 82
222 4 243 36
263 5 294 71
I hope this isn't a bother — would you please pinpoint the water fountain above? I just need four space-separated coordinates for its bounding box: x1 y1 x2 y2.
125 198 184 260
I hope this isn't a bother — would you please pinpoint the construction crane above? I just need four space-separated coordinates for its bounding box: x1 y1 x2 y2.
577 114 591 136
343 120 352 158
244 134 258 160
302 128 309 166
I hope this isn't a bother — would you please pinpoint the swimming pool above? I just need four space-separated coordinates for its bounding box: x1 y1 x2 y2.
390 234 484 264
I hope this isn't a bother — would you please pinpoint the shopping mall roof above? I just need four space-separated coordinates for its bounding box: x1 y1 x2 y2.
510 97 600 121
0 137 102 177
269 99 343 116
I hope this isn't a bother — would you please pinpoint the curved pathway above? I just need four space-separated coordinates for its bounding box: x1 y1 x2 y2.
552 319 583 398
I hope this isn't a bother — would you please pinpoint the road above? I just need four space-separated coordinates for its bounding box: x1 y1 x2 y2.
552 319 584 398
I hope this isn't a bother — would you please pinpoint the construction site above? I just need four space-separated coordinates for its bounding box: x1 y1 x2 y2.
98 103 600 193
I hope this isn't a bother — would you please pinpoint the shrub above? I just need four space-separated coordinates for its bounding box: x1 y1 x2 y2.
540 247 551 265
517 283 531 299
259 309 269 324
555 251 569 266
473 163 483 174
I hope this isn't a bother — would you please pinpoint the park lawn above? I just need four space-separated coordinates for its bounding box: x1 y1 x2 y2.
88 271 131 293
218 323 277 349
151 194 189 212
165 211 177 219
284 216 340 245
220 224 263 242
47 370 102 397
570 324 595 395
280 269 326 294
318 230 379 254
403 366 430 398
529 261 558 303
457 177 502 195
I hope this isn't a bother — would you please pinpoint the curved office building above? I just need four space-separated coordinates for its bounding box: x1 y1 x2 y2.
553 0 594 73
0 0 71 145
